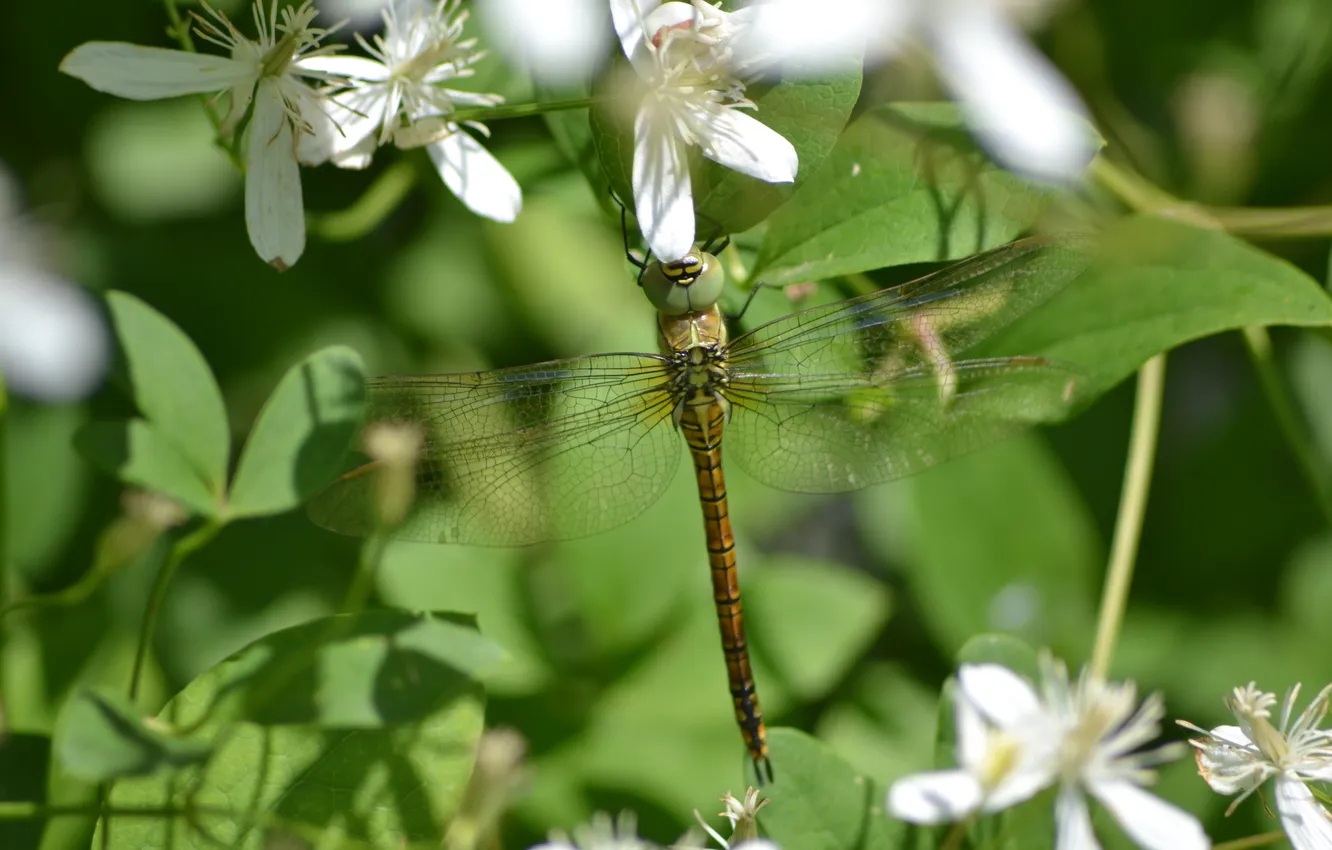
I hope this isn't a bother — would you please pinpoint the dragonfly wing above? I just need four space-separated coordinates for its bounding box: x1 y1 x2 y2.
722 236 1092 493
308 354 683 545
724 358 1082 492
727 235 1091 373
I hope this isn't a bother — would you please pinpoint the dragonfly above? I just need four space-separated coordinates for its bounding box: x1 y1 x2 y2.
309 235 1092 783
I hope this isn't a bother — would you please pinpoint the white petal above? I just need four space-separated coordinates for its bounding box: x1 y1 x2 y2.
689 104 798 184
1054 786 1099 850
928 4 1095 185
610 0 663 65
1194 729 1270 796
300 85 392 167
1090 779 1209 850
1274 776 1332 850
296 55 391 81
427 129 523 223
0 265 109 402
632 104 694 261
887 769 983 824
245 80 305 269
959 664 1041 729
476 0 610 84
954 680 988 769
60 42 253 100
734 0 911 72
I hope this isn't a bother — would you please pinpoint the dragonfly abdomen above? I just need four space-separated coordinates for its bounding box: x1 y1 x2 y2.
679 398 772 784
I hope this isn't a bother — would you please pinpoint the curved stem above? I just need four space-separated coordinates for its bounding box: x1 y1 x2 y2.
1242 326 1332 527
1089 354 1166 679
129 521 222 703
308 160 417 242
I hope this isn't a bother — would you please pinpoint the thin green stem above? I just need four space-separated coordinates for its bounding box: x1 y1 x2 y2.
938 817 974 850
1212 832 1288 850
340 532 388 615
450 97 595 124
308 159 418 242
129 521 222 703
1089 354 1166 679
1242 326 1332 526
0 564 109 619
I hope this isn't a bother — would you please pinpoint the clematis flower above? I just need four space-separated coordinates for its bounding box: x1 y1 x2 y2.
738 0 1094 185
610 0 798 262
531 811 656 850
0 163 108 402
694 789 779 850
300 0 522 223
1180 682 1332 850
889 658 1209 850
59 1 347 269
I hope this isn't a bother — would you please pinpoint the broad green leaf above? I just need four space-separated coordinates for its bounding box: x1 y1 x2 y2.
752 103 1061 285
101 610 500 850
592 53 860 250
816 663 939 787
980 217 1332 399
747 555 891 701
897 433 1099 657
52 687 211 782
74 419 217 516
762 728 899 850
227 346 365 519
105 292 229 495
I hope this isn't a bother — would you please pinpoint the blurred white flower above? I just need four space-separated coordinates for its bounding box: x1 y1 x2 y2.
531 811 656 850
475 0 611 85
739 0 1094 184
300 0 522 222
1181 682 1332 850
889 658 1209 850
60 1 348 269
0 166 108 402
611 0 797 262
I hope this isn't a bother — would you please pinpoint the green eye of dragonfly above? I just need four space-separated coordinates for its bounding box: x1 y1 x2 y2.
642 249 726 315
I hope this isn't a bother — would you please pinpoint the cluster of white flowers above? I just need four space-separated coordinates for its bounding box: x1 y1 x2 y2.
532 793 778 850
1181 682 1332 850
60 0 519 270
58 0 1091 272
888 659 1208 850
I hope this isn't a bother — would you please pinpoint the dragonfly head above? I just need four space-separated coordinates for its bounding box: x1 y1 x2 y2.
642 247 725 315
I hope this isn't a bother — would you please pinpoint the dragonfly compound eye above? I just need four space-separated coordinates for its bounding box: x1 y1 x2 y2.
642 250 726 315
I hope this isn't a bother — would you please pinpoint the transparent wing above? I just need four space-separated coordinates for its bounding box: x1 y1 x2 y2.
308 354 683 545
723 236 1091 492
725 358 1081 492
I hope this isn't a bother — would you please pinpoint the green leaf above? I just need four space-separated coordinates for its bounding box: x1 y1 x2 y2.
227 346 366 519
980 217 1332 399
101 610 500 849
748 555 891 701
105 291 229 495
762 728 900 850
901 433 1099 657
752 103 1063 285
592 54 861 248
52 687 212 782
74 419 218 516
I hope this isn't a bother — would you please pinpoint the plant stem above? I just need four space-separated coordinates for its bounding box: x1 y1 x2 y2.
450 97 595 124
1212 832 1289 850
128 521 222 703
1242 326 1332 526
308 160 417 242
1089 354 1166 679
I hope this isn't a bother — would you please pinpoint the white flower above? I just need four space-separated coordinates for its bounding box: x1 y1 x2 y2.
299 0 522 222
0 162 109 402
738 0 1094 184
889 659 1209 850
694 789 777 849
531 811 657 850
475 0 611 85
610 0 798 262
60 1 347 269
1181 682 1332 850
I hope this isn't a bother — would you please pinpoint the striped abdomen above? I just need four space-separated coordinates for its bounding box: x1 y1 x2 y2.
678 397 772 783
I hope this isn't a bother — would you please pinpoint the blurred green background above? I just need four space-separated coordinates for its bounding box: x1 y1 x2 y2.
6 0 1332 847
